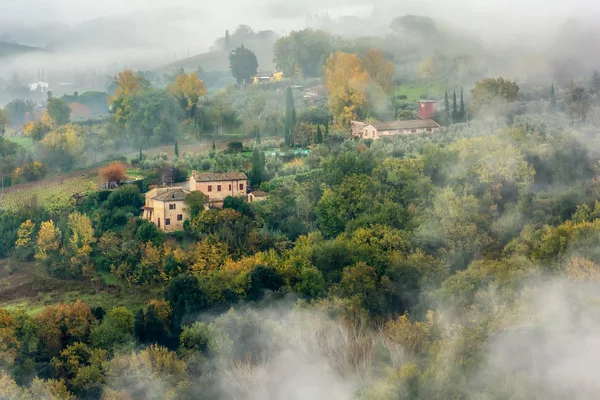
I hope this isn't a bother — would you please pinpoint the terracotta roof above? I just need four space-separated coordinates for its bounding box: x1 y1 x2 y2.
250 190 268 197
151 188 188 202
141 206 154 210
192 172 248 182
367 119 440 131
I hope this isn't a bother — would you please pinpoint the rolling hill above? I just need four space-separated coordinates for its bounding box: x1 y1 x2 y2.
0 42 47 58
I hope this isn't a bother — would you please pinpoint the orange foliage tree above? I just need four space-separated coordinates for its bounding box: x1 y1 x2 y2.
34 301 95 356
69 102 92 121
362 49 396 95
99 162 127 184
324 52 370 128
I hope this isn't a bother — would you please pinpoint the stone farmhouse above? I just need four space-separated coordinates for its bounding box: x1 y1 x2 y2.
354 119 440 140
189 171 248 205
141 187 189 232
248 190 268 203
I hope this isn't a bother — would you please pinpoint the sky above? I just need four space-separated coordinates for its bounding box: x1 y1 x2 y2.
0 0 598 84
3 0 596 27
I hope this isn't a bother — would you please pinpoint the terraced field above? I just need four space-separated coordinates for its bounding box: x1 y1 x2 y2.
0 172 98 211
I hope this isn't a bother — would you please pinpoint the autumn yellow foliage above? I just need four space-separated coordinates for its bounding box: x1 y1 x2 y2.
167 72 207 112
15 220 35 248
324 52 370 128
35 220 62 261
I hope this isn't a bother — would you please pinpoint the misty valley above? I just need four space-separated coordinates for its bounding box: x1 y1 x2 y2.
0 3 600 399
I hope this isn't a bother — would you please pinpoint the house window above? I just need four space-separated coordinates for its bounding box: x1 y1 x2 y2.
208 185 212 192
239 183 244 190
426 128 432 132
165 218 171 226
411 129 417 133
229 184 232 191
158 218 161 228
169 204 176 210
177 214 183 221
217 185 222 192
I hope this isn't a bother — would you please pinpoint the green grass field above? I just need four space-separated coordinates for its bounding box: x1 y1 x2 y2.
395 81 447 102
7 136 34 149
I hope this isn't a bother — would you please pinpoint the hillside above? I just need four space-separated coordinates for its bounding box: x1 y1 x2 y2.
156 50 230 73
0 42 46 58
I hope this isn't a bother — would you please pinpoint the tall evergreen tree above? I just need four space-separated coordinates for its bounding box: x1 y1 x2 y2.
325 123 329 138
284 87 296 147
253 125 261 144
316 125 323 144
550 83 557 111
139 148 143 162
225 30 231 50
444 90 450 125
452 90 458 123
174 140 179 158
212 139 216 151
590 70 600 98
251 148 265 185
460 87 465 122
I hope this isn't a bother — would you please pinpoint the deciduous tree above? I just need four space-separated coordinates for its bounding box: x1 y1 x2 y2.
284 87 296 147
46 98 71 126
470 77 519 107
324 52 370 128
362 49 396 95
99 162 126 184
167 72 207 119
35 220 61 261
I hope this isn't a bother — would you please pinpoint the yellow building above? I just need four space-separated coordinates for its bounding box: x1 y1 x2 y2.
141 187 189 232
252 71 283 84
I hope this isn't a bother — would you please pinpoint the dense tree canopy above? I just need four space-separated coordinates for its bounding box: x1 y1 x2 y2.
228 45 259 84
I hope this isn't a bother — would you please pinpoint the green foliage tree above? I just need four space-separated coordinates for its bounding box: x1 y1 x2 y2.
127 89 182 148
90 307 134 350
470 77 519 108
397 109 418 120
444 90 450 125
174 140 179 158
460 86 465 122
284 87 296 147
316 125 323 144
228 45 258 85
46 98 71 126
184 191 208 219
0 109 9 136
4 99 34 127
550 83 557 111
273 29 334 77
52 342 107 397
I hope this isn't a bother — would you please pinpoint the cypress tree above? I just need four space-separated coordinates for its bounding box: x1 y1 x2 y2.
550 83 556 111
212 139 216 151
251 148 265 185
254 125 261 144
284 87 296 147
444 91 450 125
452 90 458 123
325 123 329 138
460 87 465 122
225 30 231 50
139 148 143 162
174 141 179 158
316 125 323 144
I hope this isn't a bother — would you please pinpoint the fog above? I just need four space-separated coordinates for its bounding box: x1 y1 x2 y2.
1 0 597 66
